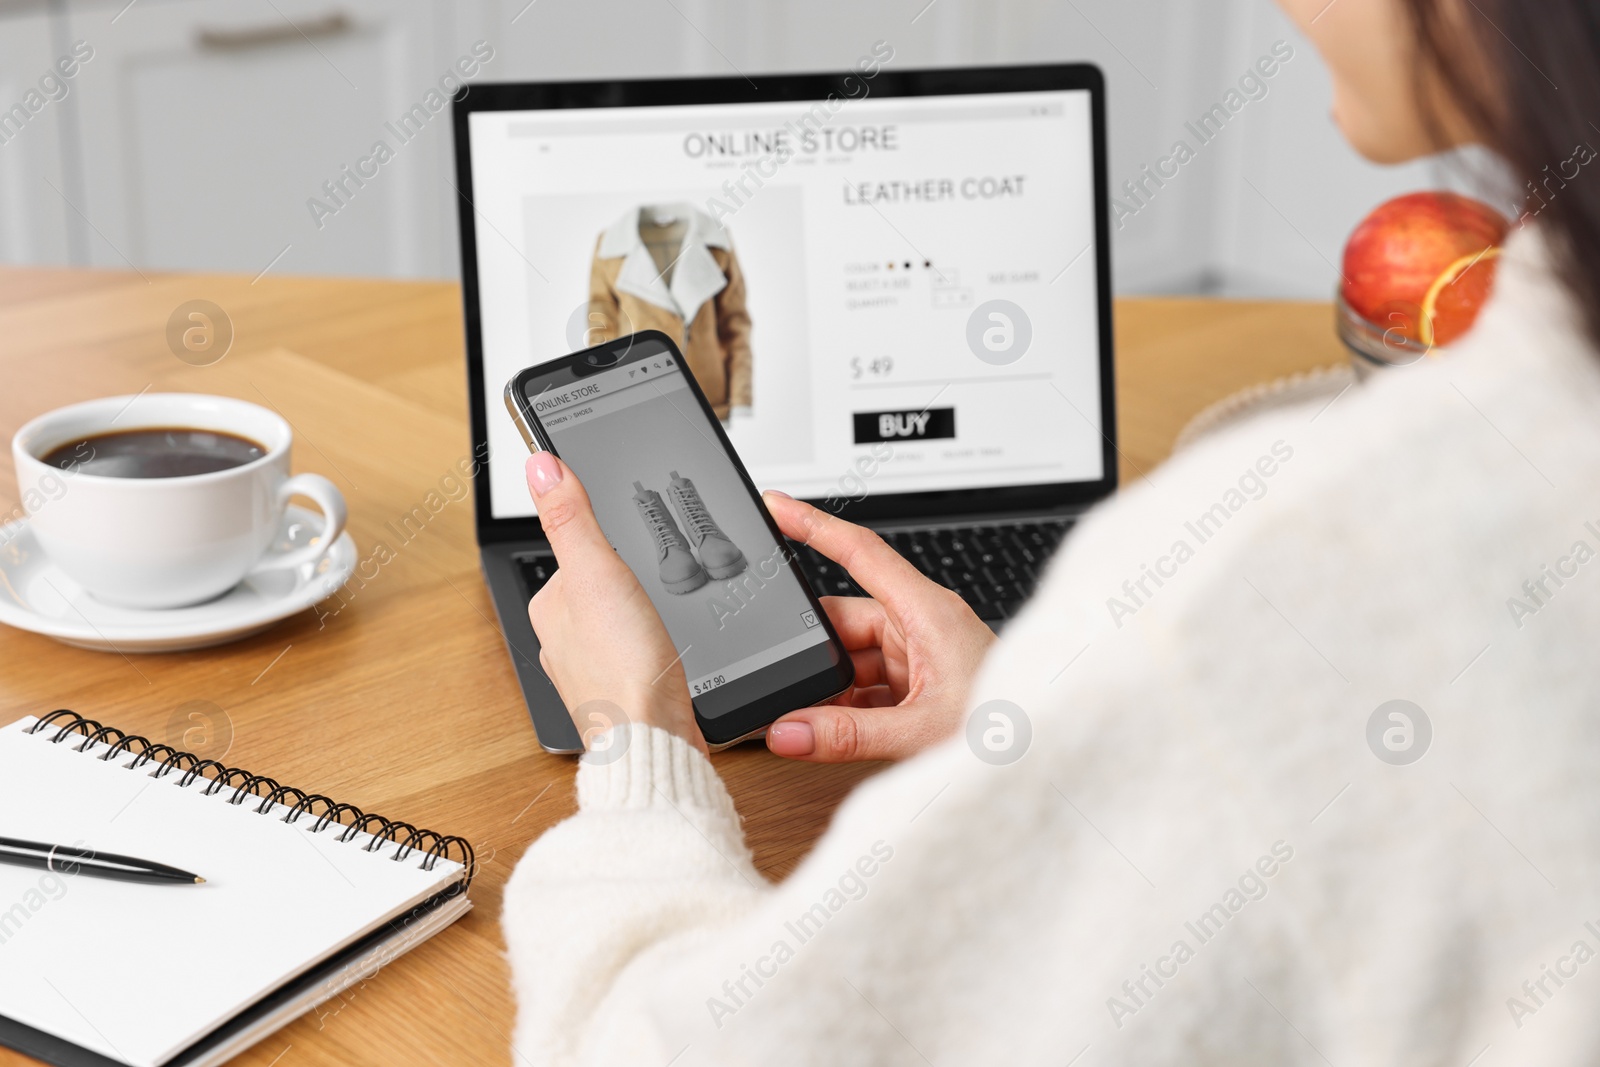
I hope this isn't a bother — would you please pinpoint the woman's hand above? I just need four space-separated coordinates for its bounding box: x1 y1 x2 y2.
523 453 705 755
761 492 996 763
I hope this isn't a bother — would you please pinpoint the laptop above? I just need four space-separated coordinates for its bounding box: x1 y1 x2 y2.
451 63 1117 753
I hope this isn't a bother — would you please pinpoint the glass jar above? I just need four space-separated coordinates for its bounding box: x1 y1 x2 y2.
1335 293 1432 381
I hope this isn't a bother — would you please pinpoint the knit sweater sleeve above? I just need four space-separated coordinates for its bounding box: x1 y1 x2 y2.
501 724 766 1063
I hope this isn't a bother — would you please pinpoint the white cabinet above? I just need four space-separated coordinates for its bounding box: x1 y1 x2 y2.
64 0 448 278
0 4 77 266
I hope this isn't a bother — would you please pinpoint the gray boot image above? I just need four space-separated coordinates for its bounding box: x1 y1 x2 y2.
634 481 707 593
667 471 747 580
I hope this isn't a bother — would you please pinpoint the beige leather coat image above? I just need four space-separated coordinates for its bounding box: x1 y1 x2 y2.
585 204 753 418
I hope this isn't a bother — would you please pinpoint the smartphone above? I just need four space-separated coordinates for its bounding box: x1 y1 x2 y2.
504 330 854 749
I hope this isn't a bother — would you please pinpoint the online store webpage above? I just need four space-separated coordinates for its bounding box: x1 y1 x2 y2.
527 348 829 705
473 88 1104 520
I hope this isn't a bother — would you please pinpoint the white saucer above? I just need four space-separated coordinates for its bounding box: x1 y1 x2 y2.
0 505 357 653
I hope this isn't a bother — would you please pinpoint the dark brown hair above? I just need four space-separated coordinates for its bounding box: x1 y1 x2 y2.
1404 0 1600 344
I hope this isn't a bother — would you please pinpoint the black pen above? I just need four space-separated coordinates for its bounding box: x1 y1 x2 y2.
0 836 205 885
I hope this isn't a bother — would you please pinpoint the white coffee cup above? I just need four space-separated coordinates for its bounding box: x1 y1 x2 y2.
12 393 348 610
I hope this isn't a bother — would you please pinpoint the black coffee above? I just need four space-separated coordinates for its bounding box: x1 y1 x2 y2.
42 427 267 478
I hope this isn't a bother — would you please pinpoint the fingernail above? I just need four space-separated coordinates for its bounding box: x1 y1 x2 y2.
764 489 793 500
526 453 563 498
767 720 814 756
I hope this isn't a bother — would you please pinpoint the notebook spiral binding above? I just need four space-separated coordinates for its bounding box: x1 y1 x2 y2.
26 710 476 891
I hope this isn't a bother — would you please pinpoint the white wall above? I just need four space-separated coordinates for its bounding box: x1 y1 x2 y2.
0 0 1480 298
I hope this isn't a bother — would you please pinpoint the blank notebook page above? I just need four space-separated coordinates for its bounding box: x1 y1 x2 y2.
0 717 463 1067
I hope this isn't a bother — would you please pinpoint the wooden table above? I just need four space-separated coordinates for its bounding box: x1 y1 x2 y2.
0 268 1348 1066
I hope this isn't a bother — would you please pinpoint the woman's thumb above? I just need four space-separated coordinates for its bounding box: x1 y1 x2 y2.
525 453 608 566
767 706 924 763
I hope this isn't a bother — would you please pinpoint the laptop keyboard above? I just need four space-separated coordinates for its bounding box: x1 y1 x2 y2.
788 519 1073 622
515 518 1073 626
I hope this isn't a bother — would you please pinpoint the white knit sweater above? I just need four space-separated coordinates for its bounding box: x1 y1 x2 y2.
503 226 1600 1065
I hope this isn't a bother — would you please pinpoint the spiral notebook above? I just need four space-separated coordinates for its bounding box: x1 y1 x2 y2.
0 713 476 1067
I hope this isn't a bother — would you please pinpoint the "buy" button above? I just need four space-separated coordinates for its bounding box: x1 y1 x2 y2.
852 407 956 443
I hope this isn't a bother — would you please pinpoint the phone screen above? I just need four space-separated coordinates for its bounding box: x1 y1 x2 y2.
519 337 838 720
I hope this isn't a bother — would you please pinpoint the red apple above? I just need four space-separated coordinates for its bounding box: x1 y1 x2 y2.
1341 191 1509 347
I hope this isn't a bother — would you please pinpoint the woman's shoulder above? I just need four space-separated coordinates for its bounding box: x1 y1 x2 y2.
984 220 1600 798
1036 222 1600 653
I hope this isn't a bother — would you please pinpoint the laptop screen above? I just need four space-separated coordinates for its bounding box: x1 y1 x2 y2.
467 87 1105 522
